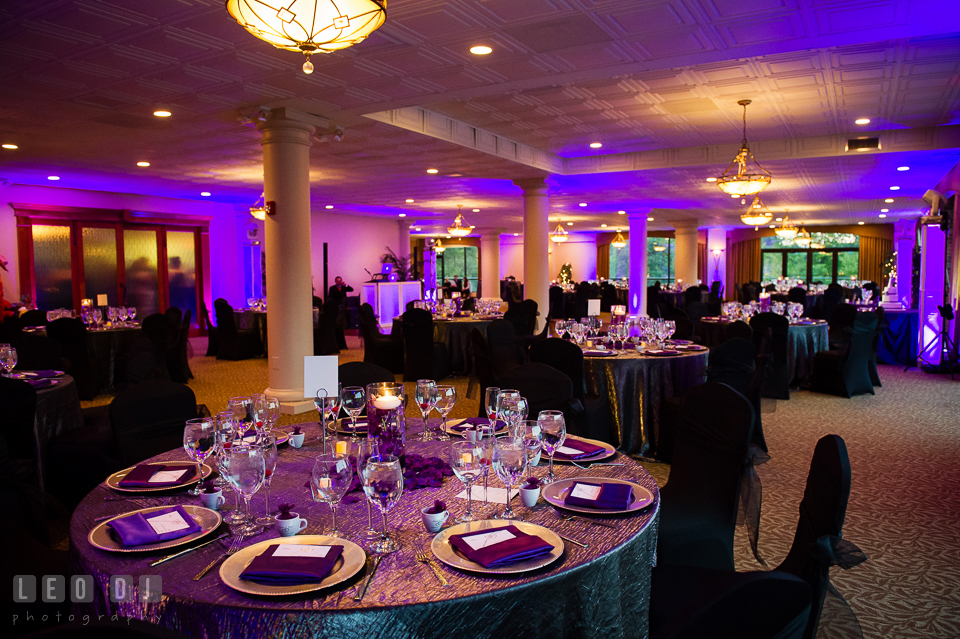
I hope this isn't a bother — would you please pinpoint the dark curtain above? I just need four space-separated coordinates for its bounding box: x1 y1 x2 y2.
597 243 610 279
730 238 761 290
858 236 892 286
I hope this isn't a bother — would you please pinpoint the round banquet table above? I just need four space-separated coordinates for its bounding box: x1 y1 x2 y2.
392 316 496 374
582 349 708 461
69 420 659 639
696 318 828 385
29 373 83 490
24 324 141 390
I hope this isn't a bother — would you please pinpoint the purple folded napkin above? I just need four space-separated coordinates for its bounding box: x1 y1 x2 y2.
552 438 605 461
645 350 681 357
30 370 62 379
26 378 54 389
583 350 616 357
665 340 692 346
118 464 198 488
106 505 202 547
449 525 554 568
339 419 368 431
239 544 344 584
451 418 505 432
563 482 634 510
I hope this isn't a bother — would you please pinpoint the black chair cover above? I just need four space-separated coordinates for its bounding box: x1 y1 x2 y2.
528 338 610 439
200 300 219 357
750 312 791 399
19 309 47 327
469 329 499 418
338 361 395 389
0 377 40 485
868 306 884 387
357 303 403 373
12 334 63 371
672 316 695 340
315 301 340 355
168 309 192 383
213 299 261 360
812 312 876 398
178 308 193 381
777 435 866 639
496 363 575 423
140 313 172 379
788 287 807 304
486 319 526 375
725 320 753 343
401 308 450 381
109 380 198 468
827 303 858 348
706 338 766 453
46 317 98 400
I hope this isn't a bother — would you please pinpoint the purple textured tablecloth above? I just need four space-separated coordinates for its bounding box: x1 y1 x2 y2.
69 420 659 639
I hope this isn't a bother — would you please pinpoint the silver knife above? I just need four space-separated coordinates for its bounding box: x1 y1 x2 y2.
150 532 229 567
353 555 383 601
559 534 589 549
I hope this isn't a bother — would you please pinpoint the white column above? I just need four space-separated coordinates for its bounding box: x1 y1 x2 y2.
258 111 316 409
893 219 915 306
628 210 649 316
515 178 550 330
398 219 412 259
480 231 501 299
673 219 700 286
707 228 728 294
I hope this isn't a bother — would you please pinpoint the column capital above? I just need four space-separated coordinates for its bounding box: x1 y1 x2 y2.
672 218 700 232
258 110 316 147
480 228 505 239
626 208 652 220
513 177 548 195
893 218 916 241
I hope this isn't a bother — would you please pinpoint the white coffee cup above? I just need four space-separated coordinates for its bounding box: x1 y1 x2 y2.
199 489 225 510
519 486 540 508
289 432 305 449
421 507 450 533
275 513 308 537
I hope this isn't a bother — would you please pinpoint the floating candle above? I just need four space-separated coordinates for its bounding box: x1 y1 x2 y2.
372 395 402 410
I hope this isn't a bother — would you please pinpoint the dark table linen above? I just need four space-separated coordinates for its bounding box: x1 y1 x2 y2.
878 309 918 366
32 374 83 491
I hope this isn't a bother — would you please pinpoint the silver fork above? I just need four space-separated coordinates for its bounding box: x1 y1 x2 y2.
572 461 625 470
555 513 618 529
194 534 245 580
414 539 449 587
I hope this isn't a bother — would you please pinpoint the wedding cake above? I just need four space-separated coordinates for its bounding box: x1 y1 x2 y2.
880 268 902 310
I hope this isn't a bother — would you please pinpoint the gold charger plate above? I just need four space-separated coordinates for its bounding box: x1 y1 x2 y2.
220 535 367 596
442 419 507 438
335 418 369 435
105 462 213 493
551 436 616 464
87 505 221 553
430 519 564 575
542 477 655 515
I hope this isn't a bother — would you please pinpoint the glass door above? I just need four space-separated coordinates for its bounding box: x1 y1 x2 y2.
80 225 121 306
122 228 161 317
32 223 75 311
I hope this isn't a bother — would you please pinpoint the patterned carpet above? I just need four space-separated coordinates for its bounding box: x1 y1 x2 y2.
80 338 960 638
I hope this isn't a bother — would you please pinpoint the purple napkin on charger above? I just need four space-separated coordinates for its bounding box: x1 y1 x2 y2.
30 370 62 379
239 544 344 584
583 350 616 357
106 505 202 547
118 464 198 488
339 419 368 431
645 350 681 357
25 378 54 389
449 525 554 568
552 438 605 460
450 418 505 432
563 482 634 510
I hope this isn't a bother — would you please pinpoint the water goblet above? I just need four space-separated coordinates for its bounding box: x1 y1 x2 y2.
227 396 254 438
127 307 137 323
361 454 404 553
117 306 129 326
92 308 102 328
183 417 216 496
415 379 437 441
351 438 381 540
224 444 266 536
484 387 501 432
107 306 117 325
537 410 566 484
338 386 364 439
450 441 483 522
264 396 281 431
434 386 456 441
493 437 527 520
250 393 267 435
521 420 543 468
254 433 278 526
311 453 354 538
0 346 17 377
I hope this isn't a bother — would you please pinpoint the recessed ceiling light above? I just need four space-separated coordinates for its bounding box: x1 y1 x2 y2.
879 214 887 218
472 208 480 213
47 175 60 181
136 161 150 167
579 203 587 207
884 198 894 203
855 118 870 125
426 168 439 174
414 227 421 231
601 224 607 228
705 177 717 182
897 166 910 171
514 233 519 236
647 217 654 222
325 205 333 209
405 198 414 203
890 186 900 190
589 142 602 148
153 110 172 117
200 191 210 196
618 210 625 215
858 221 865 225
399 213 406 217
769 224 776 228
445 235 451 239
881 209 889 213
470 45 492 55
567 222 573 226
2 144 18 150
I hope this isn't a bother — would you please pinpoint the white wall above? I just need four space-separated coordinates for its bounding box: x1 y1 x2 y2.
706 228 728 294
310 211 405 299
500 234 524 281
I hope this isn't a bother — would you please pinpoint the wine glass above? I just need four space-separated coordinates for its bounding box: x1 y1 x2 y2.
664 320 676 343
264 396 281 431
484 387 501 432
227 396 254 438
361 454 404 553
311 453 354 538
224 444 266 536
183 417 216 497
434 386 456 441
521 420 543 469
450 441 483 522
212 411 236 490
254 433 278 526
92 308 102 328
107 306 117 325
478 431 497 517
117 306 129 326
127 306 137 323
493 437 527 520
250 393 267 435
538 410 566 484
415 379 437 442
340 386 365 439
0 346 17 377
351 438 381 540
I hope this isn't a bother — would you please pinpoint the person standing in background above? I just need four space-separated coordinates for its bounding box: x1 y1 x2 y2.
327 276 353 305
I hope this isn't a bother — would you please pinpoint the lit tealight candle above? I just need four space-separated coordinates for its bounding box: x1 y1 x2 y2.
461 452 473 464
335 441 348 455
372 395 402 410
318 477 331 489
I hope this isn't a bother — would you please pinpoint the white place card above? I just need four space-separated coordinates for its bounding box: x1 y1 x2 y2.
97 294 108 306
149 469 189 484
146 511 191 534
462 529 516 551
304 356 339 400
335 459 347 473
556 446 586 457
455 486 518 504
587 299 601 316
570 483 602 501
273 545 331 558
445 418 467 429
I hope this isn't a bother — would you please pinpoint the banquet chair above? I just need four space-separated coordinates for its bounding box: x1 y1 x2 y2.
19 309 47 327
469 328 499 417
788 287 807 304
486 319 527 375
868 307 884 386
706 338 766 453
110 379 199 469
649 566 810 639
658 382 759 571
827 304 857 348
672 316 695 341
315 301 341 356
528 338 610 439
178 308 194 381
46 317 98 400
167 308 193 383
0 377 41 486
811 312 876 398
749 312 791 399
357 303 403 373
200 300 219 357
725 320 753 343
777 435 866 639
401 308 450 382
12 334 63 371
140 313 172 379
338 361 395 390
496 363 577 425
214 298 261 360
164 307 184 378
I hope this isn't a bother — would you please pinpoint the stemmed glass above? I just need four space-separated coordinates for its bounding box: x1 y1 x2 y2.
0 346 17 377
263 396 281 431
117 306 129 326
434 386 456 441
340 386 365 439
183 417 216 496
127 307 137 323
92 308 102 328
212 411 235 490
450 441 483 522
521 420 543 469
227 396 254 438
311 453 354 538
538 411 566 484
250 393 267 436
479 433 497 517
415 379 437 442
361 454 404 553
254 433 278 526
484 387 501 432
224 444 266 536
493 437 527 520
107 306 117 326
352 438 381 540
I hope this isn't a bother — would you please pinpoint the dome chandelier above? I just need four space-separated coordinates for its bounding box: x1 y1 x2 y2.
447 204 473 237
550 219 569 243
716 100 772 201
611 229 627 248
775 214 799 240
226 0 387 74
433 239 445 253
740 194 773 228
249 192 272 220
794 226 812 247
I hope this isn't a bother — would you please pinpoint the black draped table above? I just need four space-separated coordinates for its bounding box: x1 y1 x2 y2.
582 349 708 461
391 316 496 373
69 421 659 639
31 374 83 490
235 309 268 355
877 309 918 366
26 324 141 390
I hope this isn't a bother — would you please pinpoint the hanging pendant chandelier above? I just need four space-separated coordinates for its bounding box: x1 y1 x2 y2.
249 192 268 220
740 194 773 228
226 0 387 74
550 220 569 243
716 100 772 197
653 243 667 252
794 227 812 247
775 214 799 240
433 239 445 253
447 205 472 237
611 229 627 248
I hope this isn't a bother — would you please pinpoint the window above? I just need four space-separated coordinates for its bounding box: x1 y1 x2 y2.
610 243 629 279
436 246 478 291
760 233 859 283
607 238 676 285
